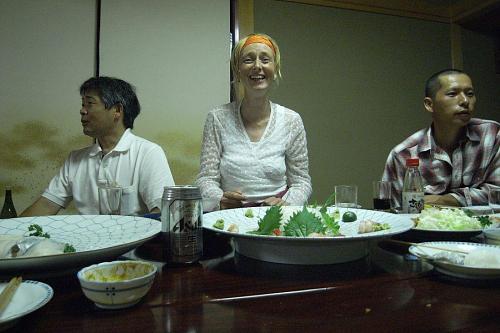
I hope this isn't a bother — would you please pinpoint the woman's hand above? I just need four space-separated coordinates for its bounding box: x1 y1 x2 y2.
262 196 285 206
220 191 246 210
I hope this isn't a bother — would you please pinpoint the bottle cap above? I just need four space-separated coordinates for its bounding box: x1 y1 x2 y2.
406 158 419 167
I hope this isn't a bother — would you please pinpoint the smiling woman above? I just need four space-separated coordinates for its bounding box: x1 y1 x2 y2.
195 33 312 211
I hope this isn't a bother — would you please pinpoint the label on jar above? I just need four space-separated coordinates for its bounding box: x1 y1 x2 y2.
402 191 424 213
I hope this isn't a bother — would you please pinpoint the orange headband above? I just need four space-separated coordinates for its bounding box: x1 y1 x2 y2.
242 35 276 54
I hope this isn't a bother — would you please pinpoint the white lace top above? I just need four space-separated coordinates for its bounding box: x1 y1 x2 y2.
195 101 312 209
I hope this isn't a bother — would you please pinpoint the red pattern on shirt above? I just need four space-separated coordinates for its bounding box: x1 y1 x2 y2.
382 118 500 207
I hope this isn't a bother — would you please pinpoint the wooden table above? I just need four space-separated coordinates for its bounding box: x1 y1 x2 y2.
7 232 500 333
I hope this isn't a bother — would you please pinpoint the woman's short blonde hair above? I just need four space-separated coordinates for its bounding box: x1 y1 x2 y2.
230 33 282 101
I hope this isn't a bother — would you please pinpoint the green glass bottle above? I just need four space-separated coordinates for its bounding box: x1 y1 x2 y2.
1 187 17 218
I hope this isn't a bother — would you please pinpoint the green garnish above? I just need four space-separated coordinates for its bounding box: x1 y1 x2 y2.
342 211 357 222
460 209 491 227
246 194 343 237
319 192 335 214
244 209 254 218
321 211 340 236
248 205 282 235
463 209 474 217
28 224 50 238
373 222 390 231
331 209 340 222
28 224 75 252
213 219 225 230
283 206 325 237
64 243 76 253
476 215 492 228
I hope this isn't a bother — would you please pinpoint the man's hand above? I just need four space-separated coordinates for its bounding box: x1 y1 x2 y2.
220 191 246 210
424 194 461 207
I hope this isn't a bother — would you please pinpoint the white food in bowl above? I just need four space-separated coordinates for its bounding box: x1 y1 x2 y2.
77 260 157 309
463 248 500 269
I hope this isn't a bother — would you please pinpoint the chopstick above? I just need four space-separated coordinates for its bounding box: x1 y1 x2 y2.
388 239 469 255
0 276 22 313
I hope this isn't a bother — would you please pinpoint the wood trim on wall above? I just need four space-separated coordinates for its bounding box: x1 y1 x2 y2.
450 0 500 21
277 0 500 24
278 0 451 22
235 0 254 41
450 23 464 69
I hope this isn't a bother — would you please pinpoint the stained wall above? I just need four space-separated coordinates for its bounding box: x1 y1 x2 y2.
0 0 230 212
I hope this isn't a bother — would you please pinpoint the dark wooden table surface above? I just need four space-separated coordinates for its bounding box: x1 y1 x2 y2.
5 231 500 333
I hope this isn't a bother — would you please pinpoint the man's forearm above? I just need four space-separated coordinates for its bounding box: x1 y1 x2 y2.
20 196 62 217
424 194 461 206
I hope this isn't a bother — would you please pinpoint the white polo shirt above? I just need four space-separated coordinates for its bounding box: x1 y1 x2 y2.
43 129 175 215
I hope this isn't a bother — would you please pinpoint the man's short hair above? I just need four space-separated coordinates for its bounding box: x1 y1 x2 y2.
424 69 467 100
80 77 140 129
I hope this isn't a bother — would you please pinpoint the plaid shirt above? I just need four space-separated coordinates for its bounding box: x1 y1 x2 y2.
383 118 500 207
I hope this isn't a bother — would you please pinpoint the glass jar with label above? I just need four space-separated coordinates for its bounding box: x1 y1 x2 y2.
402 158 424 213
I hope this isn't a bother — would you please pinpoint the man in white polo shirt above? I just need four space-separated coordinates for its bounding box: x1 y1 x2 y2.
21 77 175 216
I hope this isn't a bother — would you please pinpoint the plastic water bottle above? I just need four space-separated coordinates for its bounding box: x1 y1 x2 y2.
402 158 424 213
1 186 17 219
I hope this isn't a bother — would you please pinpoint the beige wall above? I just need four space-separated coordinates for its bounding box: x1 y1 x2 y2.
254 0 453 207
1 0 230 213
100 0 230 185
0 0 95 212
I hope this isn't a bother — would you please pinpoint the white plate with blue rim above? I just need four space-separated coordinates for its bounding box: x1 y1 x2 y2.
0 280 53 330
0 215 161 272
409 241 500 280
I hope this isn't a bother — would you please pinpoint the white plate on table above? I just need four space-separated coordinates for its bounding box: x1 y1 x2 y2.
461 206 495 215
203 207 413 265
0 215 161 272
0 280 53 330
409 241 500 280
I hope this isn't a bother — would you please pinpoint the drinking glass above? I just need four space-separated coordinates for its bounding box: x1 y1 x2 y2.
98 181 122 215
489 188 500 213
373 181 392 211
335 185 358 209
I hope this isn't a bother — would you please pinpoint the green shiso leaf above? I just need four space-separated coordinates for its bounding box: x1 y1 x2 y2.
321 211 340 235
284 206 325 237
248 205 282 235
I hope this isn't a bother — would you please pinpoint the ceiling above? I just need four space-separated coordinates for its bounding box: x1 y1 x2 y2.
282 0 500 38
455 2 500 37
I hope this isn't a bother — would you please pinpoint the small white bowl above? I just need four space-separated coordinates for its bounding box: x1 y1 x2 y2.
77 260 157 309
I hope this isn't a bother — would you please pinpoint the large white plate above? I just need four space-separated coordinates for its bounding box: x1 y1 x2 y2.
409 241 500 280
0 280 53 330
203 207 413 265
0 215 160 271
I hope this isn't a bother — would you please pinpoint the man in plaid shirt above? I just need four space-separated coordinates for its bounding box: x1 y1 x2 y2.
383 69 499 208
